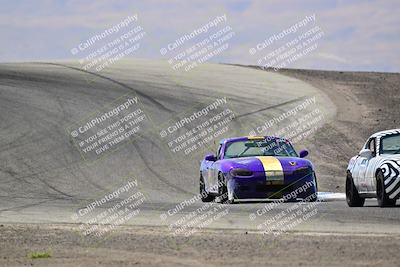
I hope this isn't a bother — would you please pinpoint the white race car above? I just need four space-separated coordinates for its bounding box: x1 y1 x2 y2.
346 129 400 207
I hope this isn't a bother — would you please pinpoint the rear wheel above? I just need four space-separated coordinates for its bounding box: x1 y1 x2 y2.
346 173 365 207
200 174 214 202
376 171 396 207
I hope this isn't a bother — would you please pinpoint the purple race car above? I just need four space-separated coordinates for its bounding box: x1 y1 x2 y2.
200 136 318 203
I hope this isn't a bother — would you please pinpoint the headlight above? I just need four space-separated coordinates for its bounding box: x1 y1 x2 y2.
230 168 253 177
293 166 312 177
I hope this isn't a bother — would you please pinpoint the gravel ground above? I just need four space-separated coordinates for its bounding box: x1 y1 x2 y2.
1 224 399 267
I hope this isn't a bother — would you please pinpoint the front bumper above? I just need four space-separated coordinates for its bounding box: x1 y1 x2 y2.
227 171 315 200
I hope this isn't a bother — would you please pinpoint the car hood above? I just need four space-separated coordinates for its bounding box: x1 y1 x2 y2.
222 156 311 173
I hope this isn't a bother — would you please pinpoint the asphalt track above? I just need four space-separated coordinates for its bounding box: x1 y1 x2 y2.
0 59 399 236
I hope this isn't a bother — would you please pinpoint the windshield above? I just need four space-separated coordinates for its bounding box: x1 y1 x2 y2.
224 138 298 158
380 134 400 154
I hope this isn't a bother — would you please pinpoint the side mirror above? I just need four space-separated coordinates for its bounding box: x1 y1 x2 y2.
205 154 217 162
359 149 372 158
299 150 309 158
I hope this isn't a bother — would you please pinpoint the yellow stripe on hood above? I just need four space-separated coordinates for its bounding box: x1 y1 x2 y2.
256 156 284 184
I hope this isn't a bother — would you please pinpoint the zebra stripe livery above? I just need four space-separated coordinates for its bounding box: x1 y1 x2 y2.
381 159 400 199
347 128 400 203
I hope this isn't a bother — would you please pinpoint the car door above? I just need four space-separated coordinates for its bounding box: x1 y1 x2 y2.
364 138 379 192
207 144 222 193
352 154 363 189
357 137 376 192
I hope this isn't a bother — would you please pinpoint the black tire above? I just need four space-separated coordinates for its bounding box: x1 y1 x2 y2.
300 173 318 202
200 174 214 202
376 171 396 207
346 173 365 207
304 192 318 202
218 172 229 203
308 173 318 202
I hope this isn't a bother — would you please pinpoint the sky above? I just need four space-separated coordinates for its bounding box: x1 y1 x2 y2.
0 0 399 72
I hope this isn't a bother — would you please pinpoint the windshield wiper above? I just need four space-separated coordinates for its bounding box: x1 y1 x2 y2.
237 147 251 157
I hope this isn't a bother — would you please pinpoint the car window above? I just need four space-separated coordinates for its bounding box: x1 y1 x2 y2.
224 138 298 158
366 138 376 156
380 134 400 154
216 144 222 160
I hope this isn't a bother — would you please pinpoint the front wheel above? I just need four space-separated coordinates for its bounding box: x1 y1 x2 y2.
218 172 232 203
376 171 396 207
200 174 214 202
346 173 365 207
302 173 318 202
